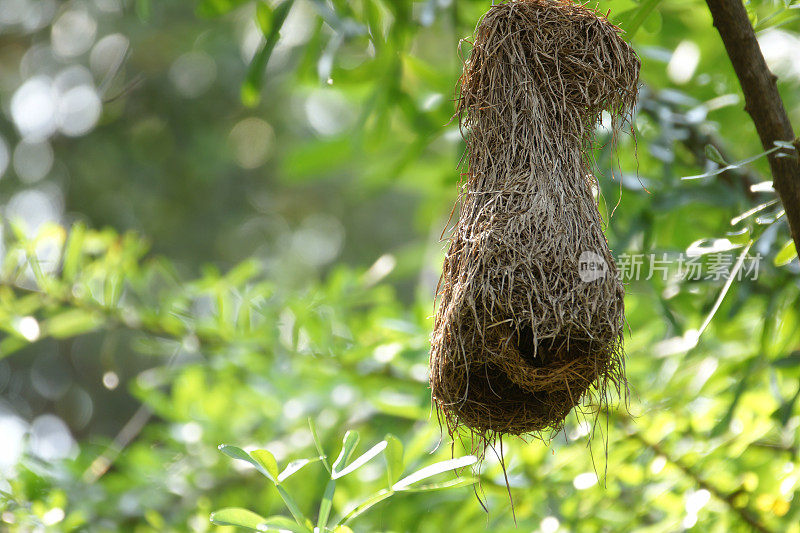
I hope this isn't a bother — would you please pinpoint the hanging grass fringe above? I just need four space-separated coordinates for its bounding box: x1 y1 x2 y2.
430 0 640 446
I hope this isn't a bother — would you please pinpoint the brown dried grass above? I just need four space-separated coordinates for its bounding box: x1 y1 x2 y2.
429 0 639 448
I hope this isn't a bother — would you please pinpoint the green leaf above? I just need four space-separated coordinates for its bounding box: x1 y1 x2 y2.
726 228 751 246
705 144 727 165
218 445 276 483
619 0 662 39
308 0 345 32
210 508 304 532
0 336 28 360
774 240 798 266
391 456 477 491
241 0 294 107
384 434 403 485
225 259 261 286
683 146 781 180
209 508 266 529
135 0 151 21
400 477 477 493
773 140 797 151
275 485 310 530
331 431 359 475
196 0 249 18
339 489 394 526
62 223 86 281
251 449 280 483
774 351 800 368
332 441 386 480
278 457 321 483
256 1 273 34
317 479 336 531
44 309 102 339
217 448 310 531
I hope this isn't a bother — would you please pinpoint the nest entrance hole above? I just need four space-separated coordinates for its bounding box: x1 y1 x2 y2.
513 327 595 370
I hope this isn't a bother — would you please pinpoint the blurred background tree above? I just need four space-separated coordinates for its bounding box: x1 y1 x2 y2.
1 0 799 531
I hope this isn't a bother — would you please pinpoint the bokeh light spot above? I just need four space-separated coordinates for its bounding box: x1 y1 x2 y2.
57 85 102 136
102 371 119 390
667 41 700 85
304 89 353 137
11 76 58 140
573 472 598 490
229 117 274 169
30 414 76 461
169 51 217 98
540 516 560 533
291 214 344 267
16 316 40 341
90 33 129 76
51 9 97 57
13 140 53 183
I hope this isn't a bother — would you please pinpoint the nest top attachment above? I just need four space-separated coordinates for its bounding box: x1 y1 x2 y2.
459 0 639 145
430 0 639 448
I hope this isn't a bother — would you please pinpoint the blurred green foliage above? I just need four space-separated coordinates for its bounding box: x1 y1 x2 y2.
1 0 800 531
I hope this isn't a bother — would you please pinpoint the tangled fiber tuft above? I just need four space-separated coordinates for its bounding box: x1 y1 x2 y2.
430 0 639 446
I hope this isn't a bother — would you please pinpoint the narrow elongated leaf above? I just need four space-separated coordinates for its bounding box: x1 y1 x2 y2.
340 489 394 526
44 309 102 339
218 445 276 483
278 457 320 483
218 446 309 529
332 441 386 480
210 508 267 529
0 336 28 359
705 144 727 165
62 223 86 281
242 0 294 106
400 477 478 493
391 456 477 491
726 228 751 245
774 351 800 368
331 431 359 474
384 434 403 485
696 242 753 339
196 0 249 18
683 146 780 180
774 240 798 266
620 0 662 38
276 485 309 530
256 1 273 34
730 199 779 225
308 0 344 32
773 140 797 150
135 0 150 21
210 508 304 532
251 449 280 483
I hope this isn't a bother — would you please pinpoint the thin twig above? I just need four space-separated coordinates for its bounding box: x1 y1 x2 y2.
630 431 774 533
82 404 153 483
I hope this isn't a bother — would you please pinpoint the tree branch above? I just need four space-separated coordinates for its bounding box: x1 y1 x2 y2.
631 432 774 533
704 0 800 253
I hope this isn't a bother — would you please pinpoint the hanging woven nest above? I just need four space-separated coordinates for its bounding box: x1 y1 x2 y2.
430 0 639 443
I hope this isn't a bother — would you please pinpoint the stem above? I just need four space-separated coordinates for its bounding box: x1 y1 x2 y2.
704 0 800 254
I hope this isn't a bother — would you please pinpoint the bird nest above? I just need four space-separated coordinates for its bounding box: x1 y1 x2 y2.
429 0 639 447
